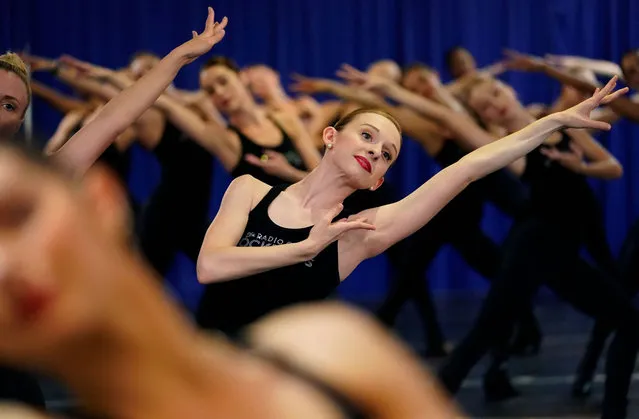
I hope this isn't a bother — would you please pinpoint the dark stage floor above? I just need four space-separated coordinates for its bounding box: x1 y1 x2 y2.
38 292 639 418
352 291 639 418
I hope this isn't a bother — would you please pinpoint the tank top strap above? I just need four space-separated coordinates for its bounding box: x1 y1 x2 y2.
233 334 368 419
251 184 289 215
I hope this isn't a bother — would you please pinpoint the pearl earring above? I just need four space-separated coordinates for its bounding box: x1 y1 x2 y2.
327 143 333 149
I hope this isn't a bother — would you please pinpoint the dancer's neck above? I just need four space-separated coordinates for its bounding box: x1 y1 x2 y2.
289 160 357 211
45 255 239 419
228 102 264 128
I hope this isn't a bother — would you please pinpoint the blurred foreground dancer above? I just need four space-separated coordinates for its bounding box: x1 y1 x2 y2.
0 138 464 419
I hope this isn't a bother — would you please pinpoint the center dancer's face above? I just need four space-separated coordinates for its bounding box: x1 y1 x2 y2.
0 149 129 368
467 79 521 126
200 65 253 114
323 112 401 190
0 70 29 137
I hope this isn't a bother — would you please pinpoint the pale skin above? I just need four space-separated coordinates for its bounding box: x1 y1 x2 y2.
197 78 625 285
0 148 465 419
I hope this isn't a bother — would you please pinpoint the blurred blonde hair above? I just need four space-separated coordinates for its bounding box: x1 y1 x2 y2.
0 52 32 113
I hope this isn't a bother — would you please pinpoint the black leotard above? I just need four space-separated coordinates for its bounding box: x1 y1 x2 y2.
196 184 346 335
229 118 306 185
138 120 214 276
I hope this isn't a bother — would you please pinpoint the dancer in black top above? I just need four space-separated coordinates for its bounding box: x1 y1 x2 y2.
434 75 632 419
510 48 639 398
368 63 538 356
22 73 140 210
0 137 466 419
194 75 623 338
296 64 539 360
151 56 321 186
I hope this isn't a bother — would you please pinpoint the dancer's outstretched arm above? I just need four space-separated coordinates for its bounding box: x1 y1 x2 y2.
51 7 228 176
336 65 528 173
506 50 639 124
348 78 626 259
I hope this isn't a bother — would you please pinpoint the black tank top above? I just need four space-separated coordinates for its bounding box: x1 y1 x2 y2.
235 335 369 419
431 140 486 225
98 143 132 183
196 185 342 335
229 119 306 185
523 133 602 232
152 120 214 214
70 120 132 184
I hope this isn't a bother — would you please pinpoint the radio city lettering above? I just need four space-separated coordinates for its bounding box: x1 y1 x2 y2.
238 231 314 267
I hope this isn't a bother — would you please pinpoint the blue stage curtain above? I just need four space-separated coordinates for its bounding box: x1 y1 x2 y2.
3 0 638 308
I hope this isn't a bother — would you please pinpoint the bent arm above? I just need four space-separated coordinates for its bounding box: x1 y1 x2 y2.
538 65 639 123
30 80 86 114
317 82 451 145
565 129 623 179
44 110 87 154
357 115 564 257
56 68 121 102
154 94 238 170
196 176 315 284
551 55 624 79
382 83 526 174
51 50 190 175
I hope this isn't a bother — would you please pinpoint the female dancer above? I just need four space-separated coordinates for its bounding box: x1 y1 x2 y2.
504 50 639 398
425 75 631 418
21 66 138 196
242 63 337 150
46 52 227 279
0 7 226 410
0 138 465 419
294 65 539 365
339 64 628 409
382 62 543 356
193 78 624 341
147 55 321 187
290 62 454 356
0 51 47 410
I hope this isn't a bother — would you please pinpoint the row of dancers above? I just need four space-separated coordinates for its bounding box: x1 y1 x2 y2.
1 6 639 418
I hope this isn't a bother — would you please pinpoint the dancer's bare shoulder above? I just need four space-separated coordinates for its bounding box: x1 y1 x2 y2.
0 404 53 419
226 174 272 212
246 302 465 419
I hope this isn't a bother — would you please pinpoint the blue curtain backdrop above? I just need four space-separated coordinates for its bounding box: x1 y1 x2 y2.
3 0 639 309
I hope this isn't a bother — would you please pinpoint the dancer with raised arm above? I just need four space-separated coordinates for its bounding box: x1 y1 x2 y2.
429 75 632 418
504 49 639 399
194 80 624 341
0 6 226 411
